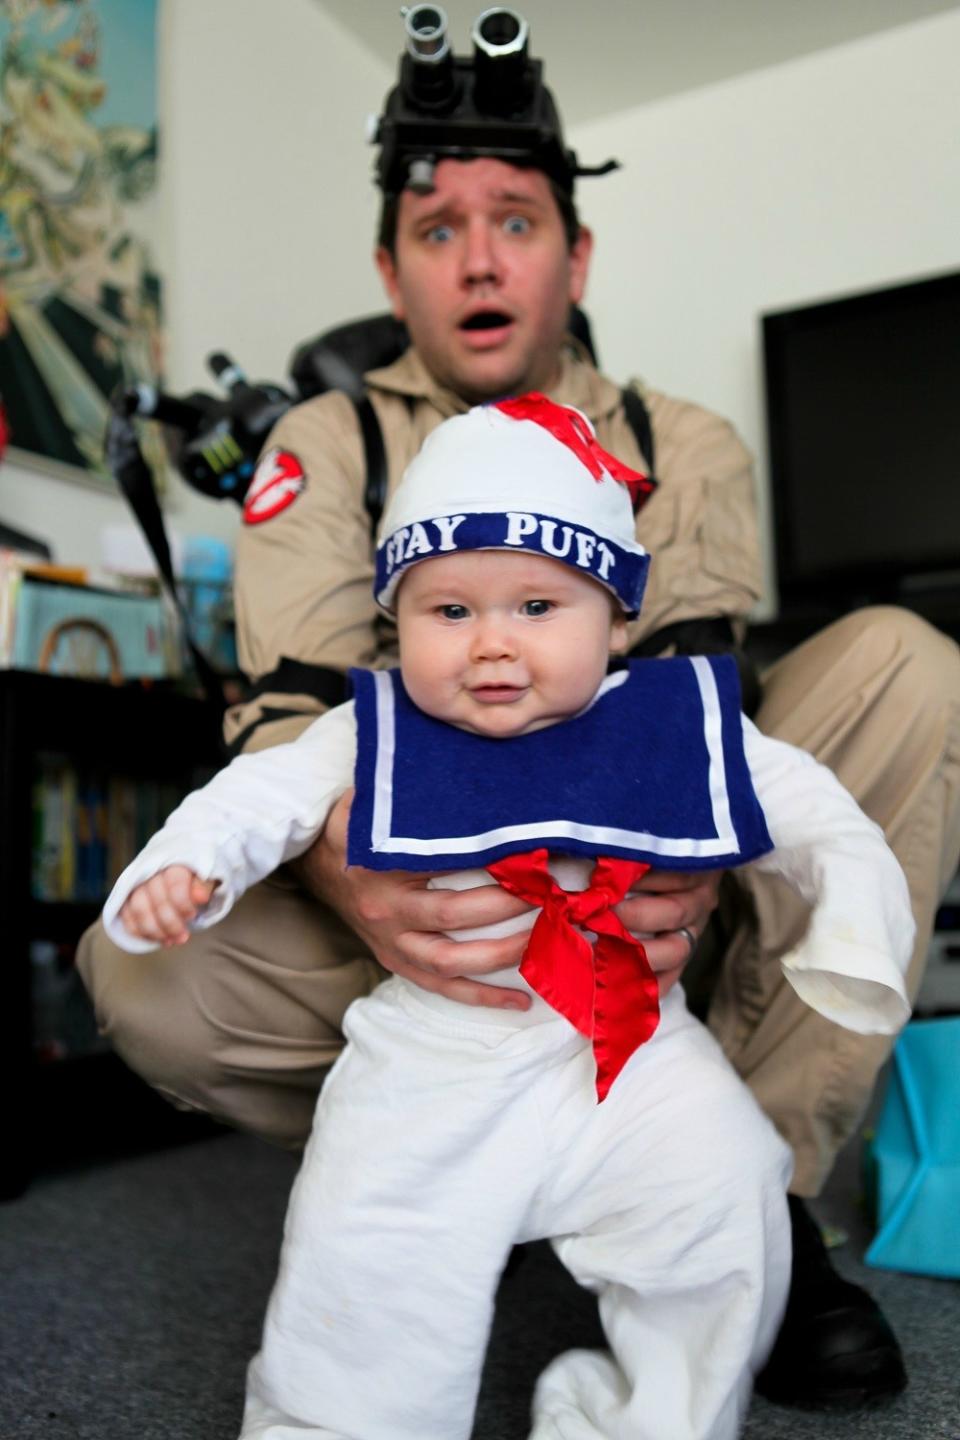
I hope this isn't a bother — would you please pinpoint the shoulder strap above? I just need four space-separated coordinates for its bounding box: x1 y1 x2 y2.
353 394 389 534
620 386 656 496
105 407 227 720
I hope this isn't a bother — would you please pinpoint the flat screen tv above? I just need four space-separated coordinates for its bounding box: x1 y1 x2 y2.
762 270 960 623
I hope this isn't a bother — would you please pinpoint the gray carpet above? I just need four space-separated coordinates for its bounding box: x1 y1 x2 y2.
2 1126 958 1439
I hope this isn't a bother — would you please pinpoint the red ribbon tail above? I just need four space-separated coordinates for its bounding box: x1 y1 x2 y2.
591 929 660 1102
519 911 596 1037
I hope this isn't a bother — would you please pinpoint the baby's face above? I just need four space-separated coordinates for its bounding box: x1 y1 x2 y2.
395 550 628 739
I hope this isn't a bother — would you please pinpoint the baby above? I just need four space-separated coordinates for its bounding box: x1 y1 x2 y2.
105 394 913 1440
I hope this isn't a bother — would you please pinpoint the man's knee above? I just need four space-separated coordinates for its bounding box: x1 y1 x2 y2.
758 606 960 835
833 605 960 707
760 605 960 734
77 916 233 1116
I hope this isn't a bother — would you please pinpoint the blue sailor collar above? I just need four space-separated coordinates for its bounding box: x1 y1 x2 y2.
346 657 773 873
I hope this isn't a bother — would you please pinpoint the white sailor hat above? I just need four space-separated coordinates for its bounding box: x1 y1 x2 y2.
375 393 655 616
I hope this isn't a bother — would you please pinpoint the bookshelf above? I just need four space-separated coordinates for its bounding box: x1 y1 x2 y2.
0 670 224 1197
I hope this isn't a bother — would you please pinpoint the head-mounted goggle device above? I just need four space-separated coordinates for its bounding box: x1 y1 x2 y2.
371 5 620 196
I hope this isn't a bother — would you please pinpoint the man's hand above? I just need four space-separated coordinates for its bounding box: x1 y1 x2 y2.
290 791 537 1010
291 791 720 1008
615 868 721 999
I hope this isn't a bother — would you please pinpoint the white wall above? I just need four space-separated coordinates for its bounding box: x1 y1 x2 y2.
158 0 390 393
570 10 960 613
3 0 391 567
4 4 958 611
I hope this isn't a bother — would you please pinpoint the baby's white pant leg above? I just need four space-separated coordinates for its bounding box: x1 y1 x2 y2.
241 981 561 1440
528 998 793 1440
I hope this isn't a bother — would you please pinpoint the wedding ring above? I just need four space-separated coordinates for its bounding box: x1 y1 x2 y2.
677 925 697 958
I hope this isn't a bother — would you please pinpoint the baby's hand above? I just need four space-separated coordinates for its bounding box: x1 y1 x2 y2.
118 865 218 948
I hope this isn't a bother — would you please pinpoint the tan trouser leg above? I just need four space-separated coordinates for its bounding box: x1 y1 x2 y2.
709 606 960 1196
76 870 383 1149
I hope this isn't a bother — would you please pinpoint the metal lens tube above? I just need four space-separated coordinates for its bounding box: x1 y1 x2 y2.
401 4 454 111
403 5 450 63
471 7 530 115
472 7 528 56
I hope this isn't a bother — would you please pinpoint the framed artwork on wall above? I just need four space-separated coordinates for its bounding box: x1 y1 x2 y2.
0 0 165 489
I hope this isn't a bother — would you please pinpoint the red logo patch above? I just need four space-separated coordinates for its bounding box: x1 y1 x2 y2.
243 448 306 524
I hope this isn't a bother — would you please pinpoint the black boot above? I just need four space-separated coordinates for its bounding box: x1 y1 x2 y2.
755 1195 907 1409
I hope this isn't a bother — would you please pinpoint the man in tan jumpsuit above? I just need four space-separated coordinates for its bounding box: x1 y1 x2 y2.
79 54 960 1419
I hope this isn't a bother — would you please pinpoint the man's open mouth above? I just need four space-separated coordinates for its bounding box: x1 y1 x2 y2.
459 311 513 331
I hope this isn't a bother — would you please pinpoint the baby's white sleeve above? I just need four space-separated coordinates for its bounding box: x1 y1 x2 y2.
743 719 914 1035
102 701 358 954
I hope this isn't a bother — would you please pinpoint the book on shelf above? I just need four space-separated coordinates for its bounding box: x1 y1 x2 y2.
30 759 196 904
1 549 180 678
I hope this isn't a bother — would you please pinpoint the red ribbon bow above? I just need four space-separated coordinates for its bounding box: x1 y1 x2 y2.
493 393 656 510
487 849 660 1101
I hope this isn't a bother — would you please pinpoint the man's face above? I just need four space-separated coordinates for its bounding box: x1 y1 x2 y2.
376 158 593 403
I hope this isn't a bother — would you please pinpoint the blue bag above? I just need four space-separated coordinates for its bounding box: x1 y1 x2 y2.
864 1016 960 1279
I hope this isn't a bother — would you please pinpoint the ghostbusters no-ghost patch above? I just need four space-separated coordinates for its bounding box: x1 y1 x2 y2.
243 447 306 524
